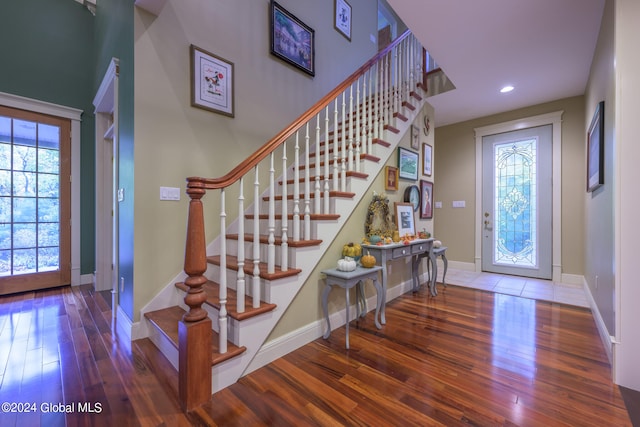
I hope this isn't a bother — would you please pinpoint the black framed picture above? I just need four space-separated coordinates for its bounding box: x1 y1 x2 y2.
587 101 604 192
270 1 315 76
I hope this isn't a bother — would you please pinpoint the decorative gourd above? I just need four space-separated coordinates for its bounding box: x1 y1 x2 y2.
361 251 376 268
337 257 357 272
342 242 362 258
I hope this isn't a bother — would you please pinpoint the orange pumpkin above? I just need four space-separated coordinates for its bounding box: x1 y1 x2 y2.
361 252 376 268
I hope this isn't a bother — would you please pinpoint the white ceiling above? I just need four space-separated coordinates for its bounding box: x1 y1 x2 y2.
386 0 606 127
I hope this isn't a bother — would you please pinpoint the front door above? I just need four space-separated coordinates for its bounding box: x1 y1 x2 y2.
0 106 71 294
481 125 552 279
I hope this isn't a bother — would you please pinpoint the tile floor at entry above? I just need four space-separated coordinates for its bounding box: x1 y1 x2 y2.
436 267 590 308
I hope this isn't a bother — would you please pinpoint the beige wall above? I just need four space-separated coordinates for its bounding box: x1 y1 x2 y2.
434 96 585 276
270 102 436 340
132 0 378 320
584 0 615 334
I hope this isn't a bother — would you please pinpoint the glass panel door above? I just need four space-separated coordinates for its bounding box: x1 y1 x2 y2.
0 106 70 294
482 125 552 279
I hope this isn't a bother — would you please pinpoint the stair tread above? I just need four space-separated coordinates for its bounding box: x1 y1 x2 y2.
175 281 277 321
227 233 323 247
279 171 368 184
245 213 340 221
144 306 247 365
296 153 380 169
207 255 302 281
264 191 355 201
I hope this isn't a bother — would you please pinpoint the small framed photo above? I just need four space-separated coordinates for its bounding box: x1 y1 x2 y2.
420 180 433 219
334 0 352 41
385 166 399 191
411 124 420 149
422 143 432 176
398 147 419 181
394 202 416 237
270 1 315 76
190 45 234 117
587 101 604 192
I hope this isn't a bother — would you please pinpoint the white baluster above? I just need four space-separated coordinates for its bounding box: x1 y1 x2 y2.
304 123 311 240
333 99 339 192
323 106 330 214
236 178 245 313
253 166 260 309
373 62 379 141
267 153 275 274
340 91 347 192
314 114 321 214
280 142 288 271
396 41 401 114
219 189 228 354
355 78 361 173
293 132 300 242
348 85 354 173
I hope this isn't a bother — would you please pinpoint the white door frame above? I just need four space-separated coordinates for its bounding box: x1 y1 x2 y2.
93 58 119 293
0 91 83 285
474 111 563 282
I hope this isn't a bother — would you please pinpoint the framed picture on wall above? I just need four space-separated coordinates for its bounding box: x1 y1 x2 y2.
334 0 352 41
270 1 315 76
420 180 433 219
397 147 419 181
190 45 234 117
422 143 432 176
384 166 399 191
587 101 604 192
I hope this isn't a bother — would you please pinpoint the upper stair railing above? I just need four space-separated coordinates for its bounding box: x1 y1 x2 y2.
182 29 424 351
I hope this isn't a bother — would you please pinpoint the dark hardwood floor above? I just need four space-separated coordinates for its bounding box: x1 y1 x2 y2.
0 282 634 426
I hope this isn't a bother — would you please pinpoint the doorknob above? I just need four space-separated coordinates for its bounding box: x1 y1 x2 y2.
484 212 490 218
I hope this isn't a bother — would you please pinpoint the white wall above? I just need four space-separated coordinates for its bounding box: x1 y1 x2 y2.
613 0 640 391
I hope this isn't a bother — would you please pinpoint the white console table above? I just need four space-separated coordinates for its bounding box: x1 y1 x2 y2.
362 238 436 324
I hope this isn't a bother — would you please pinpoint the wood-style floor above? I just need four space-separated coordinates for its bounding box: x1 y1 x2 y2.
0 283 633 426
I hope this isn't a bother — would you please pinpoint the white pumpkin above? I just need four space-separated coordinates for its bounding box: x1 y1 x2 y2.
337 257 357 272
434 240 442 248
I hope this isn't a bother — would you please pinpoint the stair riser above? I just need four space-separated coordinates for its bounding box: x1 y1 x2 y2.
259 199 338 218
245 218 321 241
224 241 302 269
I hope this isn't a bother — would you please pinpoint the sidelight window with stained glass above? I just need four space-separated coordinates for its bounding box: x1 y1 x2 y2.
493 138 537 268
0 116 61 276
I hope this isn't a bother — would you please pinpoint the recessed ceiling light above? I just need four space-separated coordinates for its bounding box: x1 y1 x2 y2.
500 85 515 93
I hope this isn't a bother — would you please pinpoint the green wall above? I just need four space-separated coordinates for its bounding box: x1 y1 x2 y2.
0 0 96 275
94 0 135 319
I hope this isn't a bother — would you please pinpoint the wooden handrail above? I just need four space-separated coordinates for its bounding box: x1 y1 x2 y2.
187 29 413 190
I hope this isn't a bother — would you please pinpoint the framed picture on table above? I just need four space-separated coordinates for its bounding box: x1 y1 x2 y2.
394 202 416 237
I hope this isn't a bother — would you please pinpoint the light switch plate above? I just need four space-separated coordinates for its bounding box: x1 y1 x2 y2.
160 186 181 201
452 200 466 208
435 201 442 209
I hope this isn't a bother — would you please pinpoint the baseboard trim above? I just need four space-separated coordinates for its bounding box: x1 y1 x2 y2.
583 277 614 365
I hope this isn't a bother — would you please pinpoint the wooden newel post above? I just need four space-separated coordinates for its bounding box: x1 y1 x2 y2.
179 185 212 411
183 186 209 321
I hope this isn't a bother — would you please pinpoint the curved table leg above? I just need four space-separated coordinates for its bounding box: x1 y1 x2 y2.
357 281 367 318
429 250 438 296
441 252 448 288
380 264 387 325
372 276 383 329
344 286 350 349
322 284 332 339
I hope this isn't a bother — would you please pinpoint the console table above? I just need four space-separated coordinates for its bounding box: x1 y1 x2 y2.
321 266 383 349
362 238 436 324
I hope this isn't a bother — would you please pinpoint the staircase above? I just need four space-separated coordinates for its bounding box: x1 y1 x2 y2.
141 30 430 410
